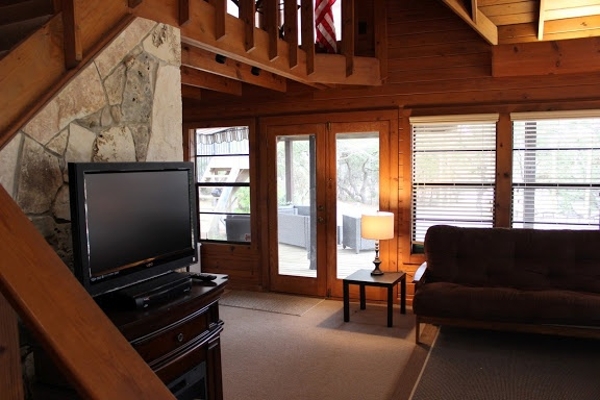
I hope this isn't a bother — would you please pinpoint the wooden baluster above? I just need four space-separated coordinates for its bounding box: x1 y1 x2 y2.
208 0 227 40
374 0 387 82
61 0 81 69
262 0 279 60
341 0 354 77
240 0 255 51
300 0 315 75
180 0 190 25
284 0 298 68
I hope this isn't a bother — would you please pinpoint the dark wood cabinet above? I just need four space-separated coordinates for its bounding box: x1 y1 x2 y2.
34 275 228 400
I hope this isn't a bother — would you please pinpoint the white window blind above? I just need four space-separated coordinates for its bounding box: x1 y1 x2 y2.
512 115 600 229
411 117 497 243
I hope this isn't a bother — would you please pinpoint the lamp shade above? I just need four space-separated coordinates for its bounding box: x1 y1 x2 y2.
361 211 394 240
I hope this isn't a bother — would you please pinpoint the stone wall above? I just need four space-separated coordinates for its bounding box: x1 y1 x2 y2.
0 17 182 268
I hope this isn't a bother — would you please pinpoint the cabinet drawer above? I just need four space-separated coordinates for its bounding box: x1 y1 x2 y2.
131 310 210 362
154 330 221 384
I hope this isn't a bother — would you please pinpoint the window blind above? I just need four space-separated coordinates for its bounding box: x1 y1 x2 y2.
411 119 497 243
512 116 600 229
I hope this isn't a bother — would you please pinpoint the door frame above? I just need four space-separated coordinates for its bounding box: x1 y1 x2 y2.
259 110 400 298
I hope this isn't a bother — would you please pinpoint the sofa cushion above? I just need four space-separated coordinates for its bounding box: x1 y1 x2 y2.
424 225 600 294
413 282 600 326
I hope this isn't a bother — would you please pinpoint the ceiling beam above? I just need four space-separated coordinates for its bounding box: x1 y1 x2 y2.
440 0 498 45
538 0 546 41
181 66 243 96
310 54 381 86
181 85 203 100
181 45 287 92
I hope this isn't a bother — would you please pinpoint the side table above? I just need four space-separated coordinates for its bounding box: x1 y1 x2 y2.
343 269 406 327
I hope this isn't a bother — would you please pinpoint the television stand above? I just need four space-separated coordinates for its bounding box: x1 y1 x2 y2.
33 275 228 400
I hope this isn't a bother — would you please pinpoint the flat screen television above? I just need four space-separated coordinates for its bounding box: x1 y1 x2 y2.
68 161 199 297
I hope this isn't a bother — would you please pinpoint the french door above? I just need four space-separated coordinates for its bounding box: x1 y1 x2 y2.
264 113 397 298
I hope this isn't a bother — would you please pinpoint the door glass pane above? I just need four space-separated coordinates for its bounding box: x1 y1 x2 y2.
276 135 317 277
336 133 380 279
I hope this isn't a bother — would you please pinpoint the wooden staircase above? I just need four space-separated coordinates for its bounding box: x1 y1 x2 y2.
0 0 54 60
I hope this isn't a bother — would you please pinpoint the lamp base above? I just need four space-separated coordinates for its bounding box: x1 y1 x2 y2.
370 259 384 276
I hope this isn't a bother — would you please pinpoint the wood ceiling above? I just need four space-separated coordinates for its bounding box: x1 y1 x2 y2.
443 0 600 45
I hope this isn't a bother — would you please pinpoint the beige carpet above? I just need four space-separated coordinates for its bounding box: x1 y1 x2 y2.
410 326 600 400
219 293 423 400
219 290 325 316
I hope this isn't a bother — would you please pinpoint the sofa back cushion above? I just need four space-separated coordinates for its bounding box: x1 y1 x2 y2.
424 225 600 293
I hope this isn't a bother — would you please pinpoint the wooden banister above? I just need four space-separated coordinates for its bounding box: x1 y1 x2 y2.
0 185 175 399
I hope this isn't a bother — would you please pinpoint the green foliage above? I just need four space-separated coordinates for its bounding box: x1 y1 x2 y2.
234 187 251 212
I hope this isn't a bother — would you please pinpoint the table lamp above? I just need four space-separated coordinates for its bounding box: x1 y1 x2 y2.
361 211 394 276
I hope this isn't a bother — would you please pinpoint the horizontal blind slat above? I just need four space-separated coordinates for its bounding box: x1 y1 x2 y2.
512 117 600 229
411 120 497 243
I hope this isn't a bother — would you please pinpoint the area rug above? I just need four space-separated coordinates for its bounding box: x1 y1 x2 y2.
410 326 600 400
219 290 325 316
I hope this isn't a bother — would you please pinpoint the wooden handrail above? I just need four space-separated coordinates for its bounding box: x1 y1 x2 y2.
0 185 175 399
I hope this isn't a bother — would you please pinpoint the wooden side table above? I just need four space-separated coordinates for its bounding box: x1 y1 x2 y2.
343 269 406 327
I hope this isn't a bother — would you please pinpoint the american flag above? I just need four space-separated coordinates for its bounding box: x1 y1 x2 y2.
315 0 337 53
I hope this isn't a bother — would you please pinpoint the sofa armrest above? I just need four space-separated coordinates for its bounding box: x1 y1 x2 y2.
413 262 427 284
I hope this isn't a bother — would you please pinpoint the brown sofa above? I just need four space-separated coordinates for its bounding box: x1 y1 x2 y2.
413 225 600 343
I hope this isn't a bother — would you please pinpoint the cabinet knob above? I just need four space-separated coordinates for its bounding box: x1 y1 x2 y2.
177 333 184 342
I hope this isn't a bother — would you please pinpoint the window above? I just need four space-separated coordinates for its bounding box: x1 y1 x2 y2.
512 112 600 229
410 115 498 247
195 126 251 243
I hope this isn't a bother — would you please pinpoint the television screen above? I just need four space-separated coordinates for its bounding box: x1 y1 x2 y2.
69 162 198 297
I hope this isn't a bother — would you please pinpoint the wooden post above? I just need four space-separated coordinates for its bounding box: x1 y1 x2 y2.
495 113 513 227
0 293 24 400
